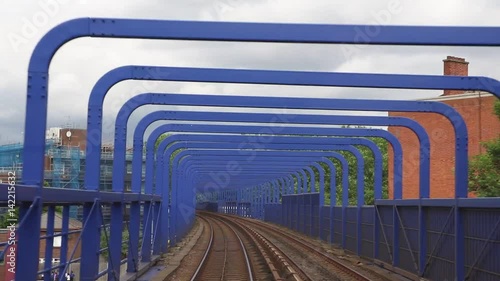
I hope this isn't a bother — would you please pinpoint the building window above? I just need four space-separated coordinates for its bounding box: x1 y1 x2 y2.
53 236 62 247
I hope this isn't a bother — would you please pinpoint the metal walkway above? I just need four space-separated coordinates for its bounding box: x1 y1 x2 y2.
0 17 499 281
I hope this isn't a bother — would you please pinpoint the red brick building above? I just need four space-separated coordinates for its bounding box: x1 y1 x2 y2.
388 56 500 198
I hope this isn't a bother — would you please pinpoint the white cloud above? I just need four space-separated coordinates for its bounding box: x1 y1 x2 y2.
0 0 499 145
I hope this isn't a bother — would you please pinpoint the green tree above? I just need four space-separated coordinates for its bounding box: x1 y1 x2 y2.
328 135 389 206
0 208 18 228
100 227 130 259
302 130 388 206
469 101 500 197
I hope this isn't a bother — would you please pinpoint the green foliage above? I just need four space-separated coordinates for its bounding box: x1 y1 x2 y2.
327 136 389 206
100 227 130 259
0 208 18 228
155 133 171 151
469 100 500 197
495 100 500 119
304 128 389 206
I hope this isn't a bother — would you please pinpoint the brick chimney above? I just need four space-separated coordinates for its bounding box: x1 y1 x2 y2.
443 56 469 96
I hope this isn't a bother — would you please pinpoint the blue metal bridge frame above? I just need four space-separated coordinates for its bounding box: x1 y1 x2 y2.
0 17 498 281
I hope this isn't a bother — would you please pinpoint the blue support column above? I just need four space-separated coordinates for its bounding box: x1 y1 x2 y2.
312 163 325 239
160 185 170 253
59 206 69 277
305 167 316 236
108 204 123 280
275 180 280 202
43 207 55 281
141 202 153 262
300 170 307 193
80 201 101 280
455 204 464 280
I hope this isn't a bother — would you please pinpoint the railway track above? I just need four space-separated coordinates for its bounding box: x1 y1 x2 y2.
190 215 253 281
198 212 314 281
210 212 398 281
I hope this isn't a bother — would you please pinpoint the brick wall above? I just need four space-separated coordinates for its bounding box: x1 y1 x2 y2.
60 128 87 152
443 56 469 96
388 93 500 198
38 230 82 261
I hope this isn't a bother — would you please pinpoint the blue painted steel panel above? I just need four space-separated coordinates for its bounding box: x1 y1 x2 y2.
360 206 375 259
397 207 420 275
312 196 320 238
333 207 343 245
425 207 456 281
345 207 358 254
321 206 330 242
377 206 394 266
463 208 500 281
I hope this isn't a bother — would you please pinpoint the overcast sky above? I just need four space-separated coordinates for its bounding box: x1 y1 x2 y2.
0 0 499 145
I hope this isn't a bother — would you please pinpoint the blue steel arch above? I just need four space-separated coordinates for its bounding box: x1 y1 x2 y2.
81 63 497 199
115 98 430 198
165 143 364 252
155 134 377 202
135 131 353 267
135 113 411 196
176 155 325 232
140 111 414 262
98 73 468 281
172 142 349 246
157 135 369 202
179 157 320 230
172 151 337 230
142 122 392 192
132 113 406 264
14 17 500 280
130 107 428 272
